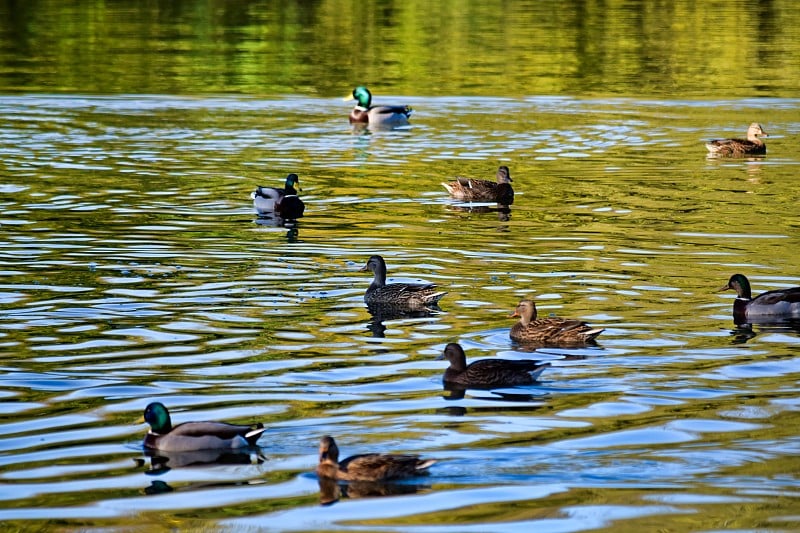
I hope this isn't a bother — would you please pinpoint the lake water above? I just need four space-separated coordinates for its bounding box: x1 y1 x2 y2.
2 1 800 531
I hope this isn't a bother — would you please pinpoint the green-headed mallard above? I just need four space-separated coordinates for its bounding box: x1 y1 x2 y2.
719 273 800 322
346 86 412 127
360 255 447 308
441 165 514 204
251 173 305 219
316 435 435 482
142 402 265 452
510 299 604 346
705 123 768 156
438 342 549 388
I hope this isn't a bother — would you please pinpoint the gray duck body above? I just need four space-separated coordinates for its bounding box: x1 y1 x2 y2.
360 255 446 308
439 343 549 388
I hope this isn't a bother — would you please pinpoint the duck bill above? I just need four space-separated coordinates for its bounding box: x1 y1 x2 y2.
717 284 731 292
342 94 355 102
358 264 368 272
509 311 520 318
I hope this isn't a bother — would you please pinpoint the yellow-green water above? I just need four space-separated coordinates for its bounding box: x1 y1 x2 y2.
1 1 800 531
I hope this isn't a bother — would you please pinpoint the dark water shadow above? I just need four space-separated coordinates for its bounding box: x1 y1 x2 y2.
134 447 267 476
318 476 430 505
729 318 800 344
365 302 444 338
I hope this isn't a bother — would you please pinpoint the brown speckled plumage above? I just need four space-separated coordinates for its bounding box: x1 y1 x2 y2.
510 299 604 346
360 255 446 308
316 436 435 482
439 342 549 387
442 166 514 204
705 123 767 156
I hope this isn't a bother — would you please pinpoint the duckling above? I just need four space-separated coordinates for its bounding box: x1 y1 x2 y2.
142 402 265 452
719 273 800 322
510 299 604 346
705 123 768 156
251 173 305 219
360 255 446 308
438 342 549 388
316 435 435 482
441 166 514 204
346 86 412 127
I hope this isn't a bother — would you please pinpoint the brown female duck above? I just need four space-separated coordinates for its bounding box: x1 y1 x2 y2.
441 165 514 204
360 255 447 308
346 86 412 128
316 435 435 482
438 342 549 388
705 123 768 156
719 273 800 323
510 299 604 346
142 402 265 452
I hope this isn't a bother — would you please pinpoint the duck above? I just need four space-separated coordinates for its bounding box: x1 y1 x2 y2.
360 255 447 308
316 435 435 482
705 123 768 156
441 166 514 204
251 173 305 219
142 402 266 452
438 342 549 388
510 299 604 346
719 273 800 322
345 86 412 128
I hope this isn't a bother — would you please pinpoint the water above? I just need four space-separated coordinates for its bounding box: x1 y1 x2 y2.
2 1 800 531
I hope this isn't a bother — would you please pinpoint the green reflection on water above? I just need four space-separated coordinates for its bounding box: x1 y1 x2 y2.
1 0 798 96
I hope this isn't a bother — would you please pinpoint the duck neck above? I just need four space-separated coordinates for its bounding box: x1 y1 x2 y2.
371 264 387 289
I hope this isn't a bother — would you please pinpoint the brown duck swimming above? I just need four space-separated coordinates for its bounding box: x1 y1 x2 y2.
719 273 800 323
142 402 265 452
438 342 549 388
316 435 435 482
510 299 604 346
360 255 447 308
705 123 767 157
346 86 412 128
441 165 514 204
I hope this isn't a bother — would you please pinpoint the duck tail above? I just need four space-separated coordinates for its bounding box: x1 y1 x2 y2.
245 425 267 445
415 458 436 471
583 328 605 341
527 362 550 381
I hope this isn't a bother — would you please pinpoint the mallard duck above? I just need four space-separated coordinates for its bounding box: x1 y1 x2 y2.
705 123 768 156
441 166 514 204
142 402 265 452
345 86 412 127
251 173 305 219
510 299 604 345
438 342 549 388
316 435 435 482
360 255 447 308
719 273 800 322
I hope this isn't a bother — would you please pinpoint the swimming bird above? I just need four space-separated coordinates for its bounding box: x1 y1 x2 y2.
719 273 800 322
441 165 514 204
251 173 305 219
142 402 265 452
510 299 604 346
438 342 549 388
360 255 447 308
705 123 768 156
316 435 435 482
345 86 412 128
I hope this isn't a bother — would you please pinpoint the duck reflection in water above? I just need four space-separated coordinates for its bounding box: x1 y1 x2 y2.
135 447 267 476
318 475 429 505
366 302 443 338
